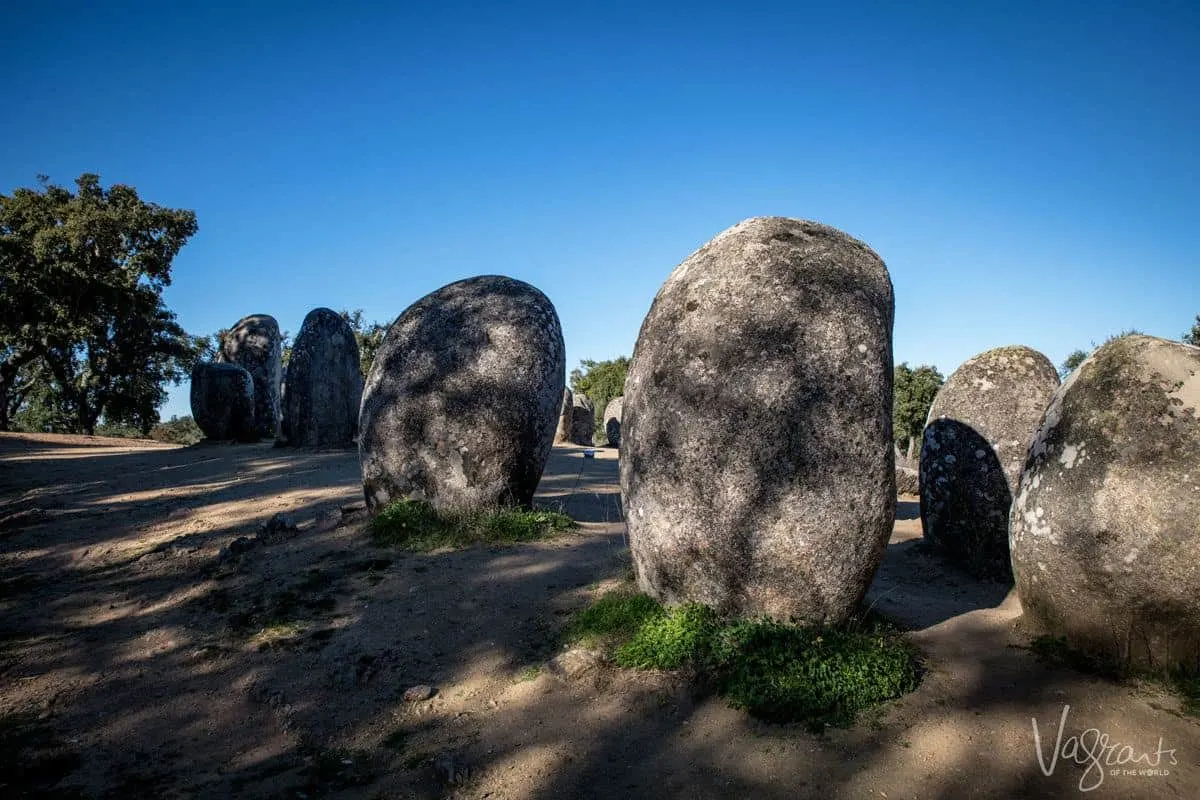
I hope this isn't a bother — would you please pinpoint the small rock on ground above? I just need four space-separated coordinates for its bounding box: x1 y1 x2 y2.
403 684 436 702
547 648 603 681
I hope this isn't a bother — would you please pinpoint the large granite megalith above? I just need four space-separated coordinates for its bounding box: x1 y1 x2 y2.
1010 335 1200 670
570 393 595 446
217 314 283 440
554 388 573 444
281 308 363 447
604 396 623 447
190 362 257 442
359 275 566 513
621 217 895 625
919 345 1059 578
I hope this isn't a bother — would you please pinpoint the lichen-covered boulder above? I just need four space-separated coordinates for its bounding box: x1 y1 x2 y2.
217 314 283 440
554 388 573 444
190 362 257 442
604 396 623 447
919 346 1059 578
896 464 919 496
621 217 895 625
281 308 363 447
359 275 565 513
570 394 595 445
1010 335 1200 670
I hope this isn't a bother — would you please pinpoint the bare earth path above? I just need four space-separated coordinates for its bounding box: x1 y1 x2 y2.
1 432 1195 798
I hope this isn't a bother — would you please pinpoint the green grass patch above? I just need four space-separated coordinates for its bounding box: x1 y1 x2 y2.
371 499 576 551
560 591 664 649
615 603 719 669
709 617 920 729
561 591 922 729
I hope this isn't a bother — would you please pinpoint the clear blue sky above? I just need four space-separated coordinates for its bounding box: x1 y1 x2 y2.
3 1 1198 421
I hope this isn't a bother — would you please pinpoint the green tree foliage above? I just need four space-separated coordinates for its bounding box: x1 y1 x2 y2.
569 357 630 439
0 174 201 434
341 309 388 377
280 330 293 367
1183 315 1200 346
1059 349 1088 377
893 363 944 460
1059 328 1146 378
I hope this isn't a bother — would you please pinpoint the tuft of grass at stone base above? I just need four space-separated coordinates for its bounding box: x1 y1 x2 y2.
370 499 576 551
562 591 922 730
560 591 664 650
709 616 921 730
615 603 719 669
1029 634 1200 716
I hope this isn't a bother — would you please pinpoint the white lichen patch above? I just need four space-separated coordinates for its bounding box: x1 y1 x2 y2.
1058 443 1082 469
972 377 997 391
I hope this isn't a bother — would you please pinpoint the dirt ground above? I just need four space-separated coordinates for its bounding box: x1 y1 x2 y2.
1 431 1195 799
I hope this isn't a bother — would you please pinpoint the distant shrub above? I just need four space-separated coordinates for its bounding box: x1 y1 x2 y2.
149 415 204 445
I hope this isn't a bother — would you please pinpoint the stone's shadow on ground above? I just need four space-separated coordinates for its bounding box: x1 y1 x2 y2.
895 498 921 520
1 432 1196 799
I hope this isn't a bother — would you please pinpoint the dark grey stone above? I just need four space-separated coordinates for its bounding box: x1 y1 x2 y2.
604 396 623 447
189 362 257 442
919 345 1059 579
1010 335 1200 670
281 307 363 447
620 217 895 625
358 275 566 513
554 388 573 444
217 314 282 440
570 393 595 445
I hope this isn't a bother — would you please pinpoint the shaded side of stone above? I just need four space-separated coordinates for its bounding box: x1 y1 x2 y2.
217 314 283 440
281 307 363 447
190 362 257 442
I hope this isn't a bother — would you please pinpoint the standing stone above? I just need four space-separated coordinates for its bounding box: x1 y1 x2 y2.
621 217 895 625
359 275 565 513
553 388 573 443
281 308 363 447
603 396 623 447
217 314 283 440
190 362 257 442
1010 335 1200 670
895 464 919 496
570 394 595 445
919 346 1059 579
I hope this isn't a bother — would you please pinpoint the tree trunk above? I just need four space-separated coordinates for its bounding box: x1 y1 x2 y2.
906 437 917 462
0 350 40 431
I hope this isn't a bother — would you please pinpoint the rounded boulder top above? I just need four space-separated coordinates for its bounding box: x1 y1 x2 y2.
281 307 363 447
919 345 1059 578
1010 335 1200 670
217 314 283 440
621 216 896 625
358 275 566 513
